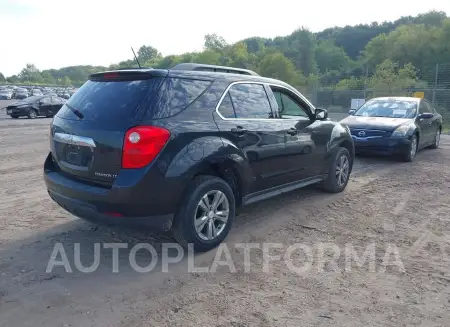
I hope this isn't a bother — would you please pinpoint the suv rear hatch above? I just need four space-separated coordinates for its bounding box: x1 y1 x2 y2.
50 69 213 187
50 70 168 187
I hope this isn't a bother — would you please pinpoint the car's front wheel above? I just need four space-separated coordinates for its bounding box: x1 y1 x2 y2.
402 134 418 162
322 147 351 193
172 175 235 252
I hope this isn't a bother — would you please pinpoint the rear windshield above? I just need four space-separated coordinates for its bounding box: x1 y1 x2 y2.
56 78 164 122
56 76 211 122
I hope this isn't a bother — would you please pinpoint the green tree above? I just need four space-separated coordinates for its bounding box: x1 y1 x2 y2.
6 75 19 84
363 24 441 78
137 45 160 63
204 34 227 51
194 50 221 65
315 40 352 73
41 71 56 85
368 60 421 95
18 64 43 83
62 76 72 86
0 72 5 83
257 52 305 87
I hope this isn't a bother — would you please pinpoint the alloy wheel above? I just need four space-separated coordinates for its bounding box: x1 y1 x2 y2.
410 136 417 159
335 154 350 187
194 190 230 241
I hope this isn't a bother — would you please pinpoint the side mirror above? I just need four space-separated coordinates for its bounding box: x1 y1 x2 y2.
315 108 328 120
419 113 434 119
348 109 356 115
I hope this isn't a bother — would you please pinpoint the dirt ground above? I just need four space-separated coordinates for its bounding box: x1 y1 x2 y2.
0 101 449 327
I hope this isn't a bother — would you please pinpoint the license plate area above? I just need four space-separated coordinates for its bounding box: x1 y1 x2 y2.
62 144 91 167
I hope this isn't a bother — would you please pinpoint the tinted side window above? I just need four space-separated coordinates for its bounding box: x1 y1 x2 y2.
228 83 272 119
217 92 236 118
271 89 309 118
148 78 211 119
51 97 62 104
40 97 51 104
423 101 433 113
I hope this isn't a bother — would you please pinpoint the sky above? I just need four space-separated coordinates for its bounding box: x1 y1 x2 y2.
0 0 449 77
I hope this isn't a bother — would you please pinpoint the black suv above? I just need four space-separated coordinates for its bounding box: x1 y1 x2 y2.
44 63 354 251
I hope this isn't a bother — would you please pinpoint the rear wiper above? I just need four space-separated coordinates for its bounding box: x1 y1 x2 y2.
65 103 84 119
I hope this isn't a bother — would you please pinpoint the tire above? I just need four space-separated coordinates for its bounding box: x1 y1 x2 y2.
401 134 418 162
321 147 352 193
172 175 236 252
429 127 441 149
28 109 37 119
10 115 19 119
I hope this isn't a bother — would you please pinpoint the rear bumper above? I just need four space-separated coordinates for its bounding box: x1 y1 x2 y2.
44 153 182 231
48 189 174 231
353 136 411 155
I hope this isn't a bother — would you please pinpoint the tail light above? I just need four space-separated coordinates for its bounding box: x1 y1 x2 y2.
122 126 170 169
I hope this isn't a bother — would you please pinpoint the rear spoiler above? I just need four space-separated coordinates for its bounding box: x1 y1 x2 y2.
89 69 168 81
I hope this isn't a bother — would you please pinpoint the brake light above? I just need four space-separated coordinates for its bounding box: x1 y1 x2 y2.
122 126 170 169
103 73 119 79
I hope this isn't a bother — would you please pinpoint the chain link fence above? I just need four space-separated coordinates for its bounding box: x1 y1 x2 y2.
310 63 450 132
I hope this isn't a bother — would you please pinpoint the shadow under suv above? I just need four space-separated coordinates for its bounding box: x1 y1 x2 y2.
44 63 355 251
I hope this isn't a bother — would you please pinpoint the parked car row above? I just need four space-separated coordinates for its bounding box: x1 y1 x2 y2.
0 85 77 100
40 63 442 252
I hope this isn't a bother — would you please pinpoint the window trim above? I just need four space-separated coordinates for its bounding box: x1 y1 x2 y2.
215 81 315 121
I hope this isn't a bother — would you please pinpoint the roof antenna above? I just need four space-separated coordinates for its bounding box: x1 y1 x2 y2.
131 47 141 69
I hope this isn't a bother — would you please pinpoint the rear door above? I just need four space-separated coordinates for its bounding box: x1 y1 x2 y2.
213 82 289 193
50 96 64 115
424 100 440 139
38 96 52 116
50 71 167 187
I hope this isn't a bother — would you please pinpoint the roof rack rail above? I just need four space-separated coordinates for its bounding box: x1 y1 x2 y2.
170 63 260 76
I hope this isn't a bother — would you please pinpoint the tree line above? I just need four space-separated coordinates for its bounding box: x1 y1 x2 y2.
1 11 449 92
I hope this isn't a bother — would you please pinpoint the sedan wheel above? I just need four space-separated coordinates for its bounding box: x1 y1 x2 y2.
28 110 37 119
402 135 418 162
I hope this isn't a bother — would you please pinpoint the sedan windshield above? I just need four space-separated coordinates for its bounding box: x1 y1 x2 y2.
354 99 418 118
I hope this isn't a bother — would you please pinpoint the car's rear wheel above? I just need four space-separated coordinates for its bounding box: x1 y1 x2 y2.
321 147 351 193
429 128 441 149
28 109 37 119
402 134 418 162
172 175 235 252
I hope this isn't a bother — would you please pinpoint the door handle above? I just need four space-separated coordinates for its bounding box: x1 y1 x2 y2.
286 128 297 136
231 126 248 134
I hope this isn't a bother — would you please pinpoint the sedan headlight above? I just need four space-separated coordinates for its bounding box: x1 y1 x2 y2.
392 124 412 137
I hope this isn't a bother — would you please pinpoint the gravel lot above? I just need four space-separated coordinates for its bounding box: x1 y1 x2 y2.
0 100 449 327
